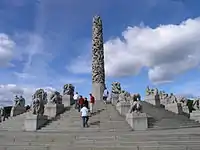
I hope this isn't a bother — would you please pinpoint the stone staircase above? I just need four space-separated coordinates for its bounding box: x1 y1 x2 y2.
141 101 200 129
0 111 32 131
1 101 200 149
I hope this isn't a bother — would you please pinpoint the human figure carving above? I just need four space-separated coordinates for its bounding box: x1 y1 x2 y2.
63 84 74 95
31 89 47 115
129 99 142 113
146 86 151 95
111 82 121 94
49 91 62 104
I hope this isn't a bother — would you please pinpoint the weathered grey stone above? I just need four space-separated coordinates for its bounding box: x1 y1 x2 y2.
32 89 47 115
190 110 200 122
92 83 104 101
24 114 48 131
10 106 26 117
49 91 62 104
63 84 74 95
126 112 148 131
165 103 183 114
116 101 131 116
44 103 64 119
62 94 72 107
92 15 105 101
144 94 160 106
111 93 119 105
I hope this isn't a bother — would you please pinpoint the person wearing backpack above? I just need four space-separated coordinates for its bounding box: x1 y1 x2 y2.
103 87 109 104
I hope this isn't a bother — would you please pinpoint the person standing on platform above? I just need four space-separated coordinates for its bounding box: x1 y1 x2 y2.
84 97 89 109
103 87 109 104
89 93 95 114
73 92 79 109
78 95 84 112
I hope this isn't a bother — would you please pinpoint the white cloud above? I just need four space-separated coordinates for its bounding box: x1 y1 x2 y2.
0 33 15 67
0 84 57 107
68 17 200 84
67 55 91 74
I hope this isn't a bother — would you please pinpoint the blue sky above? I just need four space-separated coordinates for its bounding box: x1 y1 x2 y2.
0 0 200 105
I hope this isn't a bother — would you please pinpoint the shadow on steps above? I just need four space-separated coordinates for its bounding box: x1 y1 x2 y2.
39 107 71 130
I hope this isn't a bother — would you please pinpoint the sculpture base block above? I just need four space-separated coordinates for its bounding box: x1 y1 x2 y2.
190 110 200 122
62 95 72 108
116 101 131 116
10 106 26 117
165 103 183 114
44 103 64 119
126 113 148 131
24 114 48 131
144 95 160 106
92 83 104 101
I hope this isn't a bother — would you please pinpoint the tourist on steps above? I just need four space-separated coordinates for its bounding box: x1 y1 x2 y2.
84 97 89 109
78 95 84 112
80 104 89 127
73 92 79 109
103 87 109 104
89 93 95 114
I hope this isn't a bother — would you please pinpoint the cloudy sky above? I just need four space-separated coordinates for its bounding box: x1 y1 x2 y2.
0 0 200 106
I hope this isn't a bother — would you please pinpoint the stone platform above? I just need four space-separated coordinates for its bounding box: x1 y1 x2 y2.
1 101 200 149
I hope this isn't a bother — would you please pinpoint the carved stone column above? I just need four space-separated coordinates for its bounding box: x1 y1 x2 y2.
92 15 105 101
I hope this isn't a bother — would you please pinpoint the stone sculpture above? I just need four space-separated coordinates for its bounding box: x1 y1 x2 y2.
145 86 151 95
129 100 142 113
13 95 25 107
92 15 105 84
111 82 121 94
168 93 177 103
31 89 47 115
118 91 127 102
49 91 62 104
63 84 74 95
91 15 105 101
10 95 26 117
0 107 3 122
146 86 158 96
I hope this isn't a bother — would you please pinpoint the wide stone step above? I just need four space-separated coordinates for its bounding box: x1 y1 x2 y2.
0 145 199 150
141 101 200 129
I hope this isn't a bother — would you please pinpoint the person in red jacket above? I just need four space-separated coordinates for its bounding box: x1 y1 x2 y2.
89 93 95 114
78 95 84 112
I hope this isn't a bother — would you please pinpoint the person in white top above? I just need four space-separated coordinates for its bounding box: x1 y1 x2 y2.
103 87 109 104
73 92 79 109
80 104 89 127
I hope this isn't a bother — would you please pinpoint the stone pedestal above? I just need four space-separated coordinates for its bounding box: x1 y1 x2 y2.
126 113 148 131
92 83 104 101
116 101 131 116
144 94 160 107
24 114 48 131
10 106 26 117
165 103 183 114
190 110 200 122
44 103 64 119
62 94 72 107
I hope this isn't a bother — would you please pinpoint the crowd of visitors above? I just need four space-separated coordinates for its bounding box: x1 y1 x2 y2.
75 87 109 128
73 92 96 128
